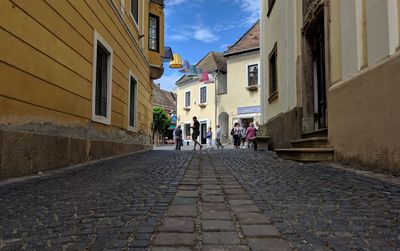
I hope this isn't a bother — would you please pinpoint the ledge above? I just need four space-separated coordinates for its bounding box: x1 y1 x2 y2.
246 85 260 91
268 91 278 103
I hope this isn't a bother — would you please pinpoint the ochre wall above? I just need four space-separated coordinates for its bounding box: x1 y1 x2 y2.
0 0 161 179
328 52 400 175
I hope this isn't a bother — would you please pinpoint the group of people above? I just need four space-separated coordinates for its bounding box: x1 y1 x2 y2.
231 122 258 149
173 116 258 151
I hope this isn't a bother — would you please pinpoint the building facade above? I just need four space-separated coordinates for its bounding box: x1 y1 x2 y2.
260 0 400 174
0 0 165 179
219 21 262 143
176 52 226 145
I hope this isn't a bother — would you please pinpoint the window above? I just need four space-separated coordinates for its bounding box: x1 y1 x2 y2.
185 91 191 107
200 86 207 104
268 43 278 102
247 64 259 86
92 31 113 125
149 14 159 52
185 124 191 138
130 0 139 25
267 0 276 17
128 71 137 129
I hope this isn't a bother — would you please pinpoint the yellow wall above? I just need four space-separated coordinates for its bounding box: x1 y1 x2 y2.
176 79 216 139
0 0 164 139
218 52 261 133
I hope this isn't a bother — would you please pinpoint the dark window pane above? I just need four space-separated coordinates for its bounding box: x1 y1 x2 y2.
248 64 258 86
185 92 190 107
149 15 159 51
129 77 137 127
200 87 207 103
95 43 109 117
131 0 138 24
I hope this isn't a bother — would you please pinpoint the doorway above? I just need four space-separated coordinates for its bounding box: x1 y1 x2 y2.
240 118 254 129
200 121 207 144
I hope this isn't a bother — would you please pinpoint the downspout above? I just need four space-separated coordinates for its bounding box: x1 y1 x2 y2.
214 70 220 129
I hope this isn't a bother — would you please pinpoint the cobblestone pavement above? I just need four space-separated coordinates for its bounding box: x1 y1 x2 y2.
216 150 400 251
0 151 191 250
1 149 400 250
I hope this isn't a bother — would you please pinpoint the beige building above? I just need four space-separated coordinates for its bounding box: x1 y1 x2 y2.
176 52 226 144
0 0 165 179
260 0 400 174
219 21 261 143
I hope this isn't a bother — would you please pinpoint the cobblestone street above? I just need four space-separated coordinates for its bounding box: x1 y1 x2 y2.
0 149 399 250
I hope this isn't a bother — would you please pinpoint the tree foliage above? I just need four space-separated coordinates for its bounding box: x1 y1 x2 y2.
152 107 170 134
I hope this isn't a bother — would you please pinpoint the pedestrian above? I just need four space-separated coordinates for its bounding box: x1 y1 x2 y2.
232 123 241 149
191 116 203 150
172 127 177 145
246 122 256 149
240 123 247 149
215 125 224 149
206 127 214 149
175 125 183 150
254 122 259 150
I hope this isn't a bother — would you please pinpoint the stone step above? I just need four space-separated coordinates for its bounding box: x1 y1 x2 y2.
290 137 329 148
301 128 328 139
275 148 334 162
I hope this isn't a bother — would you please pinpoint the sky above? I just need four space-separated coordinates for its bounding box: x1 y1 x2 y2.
155 0 260 91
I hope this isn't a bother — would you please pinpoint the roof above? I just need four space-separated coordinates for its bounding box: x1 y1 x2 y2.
176 51 227 85
224 20 260 56
153 83 176 111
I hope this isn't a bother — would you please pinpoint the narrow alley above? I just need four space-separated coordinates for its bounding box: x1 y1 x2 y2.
1 150 399 250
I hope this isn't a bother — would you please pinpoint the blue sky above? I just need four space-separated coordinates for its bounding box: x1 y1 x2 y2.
156 0 260 90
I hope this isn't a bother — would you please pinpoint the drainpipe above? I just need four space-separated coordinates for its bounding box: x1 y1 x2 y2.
214 70 220 130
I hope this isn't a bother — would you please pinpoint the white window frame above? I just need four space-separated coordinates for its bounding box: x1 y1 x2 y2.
246 62 260 87
92 30 113 125
184 90 191 108
130 0 140 31
128 70 138 131
199 85 208 104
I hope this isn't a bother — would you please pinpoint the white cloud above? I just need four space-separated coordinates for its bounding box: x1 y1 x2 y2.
157 72 184 91
193 26 219 43
232 0 260 25
168 34 189 42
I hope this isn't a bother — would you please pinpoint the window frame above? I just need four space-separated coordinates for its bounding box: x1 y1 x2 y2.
148 14 160 52
199 86 208 104
268 42 278 103
130 0 139 30
128 70 138 131
246 63 260 87
92 30 113 125
184 90 191 108
267 0 276 17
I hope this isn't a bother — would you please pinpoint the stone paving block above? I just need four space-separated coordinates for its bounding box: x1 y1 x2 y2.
241 225 281 237
228 200 255 206
203 232 240 245
203 185 221 190
176 190 199 198
171 197 197 206
166 206 197 217
151 247 192 251
223 185 243 189
201 246 248 251
203 211 232 220
177 185 198 190
202 220 236 231
224 189 247 194
202 190 223 196
230 205 260 213
152 233 195 246
202 203 229 211
158 218 195 233
247 238 292 251
202 195 225 203
236 213 271 225
227 194 251 200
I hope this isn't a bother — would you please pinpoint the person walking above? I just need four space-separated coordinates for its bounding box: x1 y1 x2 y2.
240 123 247 149
232 123 241 149
215 125 224 149
246 122 256 149
175 125 183 151
206 127 214 149
191 116 203 150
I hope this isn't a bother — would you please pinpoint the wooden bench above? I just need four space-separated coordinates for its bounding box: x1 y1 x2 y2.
256 136 271 151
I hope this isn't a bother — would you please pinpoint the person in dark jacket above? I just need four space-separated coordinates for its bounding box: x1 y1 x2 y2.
175 125 183 151
191 116 203 150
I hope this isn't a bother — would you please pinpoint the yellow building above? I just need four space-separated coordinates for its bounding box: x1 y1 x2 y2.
0 0 165 179
219 21 261 143
176 52 226 145
261 0 400 174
